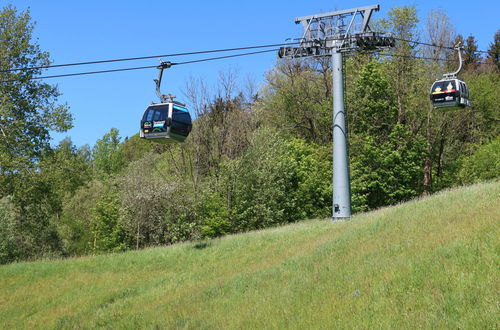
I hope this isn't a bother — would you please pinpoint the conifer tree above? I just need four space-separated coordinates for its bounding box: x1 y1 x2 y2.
487 30 500 71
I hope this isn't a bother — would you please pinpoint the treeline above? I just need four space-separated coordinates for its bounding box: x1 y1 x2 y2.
0 6 499 264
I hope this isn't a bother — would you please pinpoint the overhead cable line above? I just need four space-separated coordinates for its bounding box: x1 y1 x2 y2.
2 37 492 82
7 48 492 82
1 43 298 73
392 36 454 50
392 36 490 54
2 38 490 75
364 51 492 65
173 49 278 65
17 49 279 80
27 65 157 80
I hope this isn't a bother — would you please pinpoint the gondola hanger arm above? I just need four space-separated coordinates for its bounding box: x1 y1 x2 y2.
443 42 463 79
154 60 176 103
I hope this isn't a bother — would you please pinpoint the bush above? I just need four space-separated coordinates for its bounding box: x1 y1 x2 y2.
458 137 500 184
199 191 230 238
0 196 20 264
350 124 427 211
220 129 332 232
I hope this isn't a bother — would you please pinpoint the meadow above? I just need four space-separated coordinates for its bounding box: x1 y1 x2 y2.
0 181 498 329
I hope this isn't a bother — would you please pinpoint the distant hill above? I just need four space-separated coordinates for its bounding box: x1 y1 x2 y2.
1 181 498 329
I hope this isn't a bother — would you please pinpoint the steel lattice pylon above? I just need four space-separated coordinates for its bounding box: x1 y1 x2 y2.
279 4 395 220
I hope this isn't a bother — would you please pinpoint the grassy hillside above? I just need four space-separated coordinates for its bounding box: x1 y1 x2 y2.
1 182 498 329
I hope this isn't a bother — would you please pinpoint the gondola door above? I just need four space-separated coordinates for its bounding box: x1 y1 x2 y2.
141 103 171 141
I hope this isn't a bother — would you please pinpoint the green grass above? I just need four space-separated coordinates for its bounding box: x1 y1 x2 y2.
1 182 499 329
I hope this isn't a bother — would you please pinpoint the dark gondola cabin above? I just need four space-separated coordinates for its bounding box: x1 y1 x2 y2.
140 101 192 143
430 78 471 110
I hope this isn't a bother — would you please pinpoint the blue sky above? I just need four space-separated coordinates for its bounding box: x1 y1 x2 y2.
6 0 499 148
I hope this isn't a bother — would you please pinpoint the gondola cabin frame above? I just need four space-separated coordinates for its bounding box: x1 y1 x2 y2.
140 101 192 143
430 78 471 112
430 78 471 110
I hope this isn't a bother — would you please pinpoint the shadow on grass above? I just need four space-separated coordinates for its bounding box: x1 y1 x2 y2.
192 241 212 250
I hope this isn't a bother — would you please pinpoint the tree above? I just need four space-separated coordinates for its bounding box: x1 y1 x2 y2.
0 137 92 261
379 5 420 125
119 153 178 248
92 128 125 178
349 60 397 139
346 58 427 210
223 128 299 231
39 138 92 210
258 59 332 144
350 124 426 211
0 196 21 264
184 71 258 181
58 180 109 255
424 9 456 62
0 6 72 196
487 30 500 71
465 72 500 142
90 192 128 254
458 137 500 184
220 128 331 231
119 134 156 163
463 34 481 73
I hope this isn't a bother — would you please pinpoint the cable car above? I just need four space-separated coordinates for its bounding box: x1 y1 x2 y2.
430 78 471 110
430 43 471 110
140 101 192 143
140 61 192 143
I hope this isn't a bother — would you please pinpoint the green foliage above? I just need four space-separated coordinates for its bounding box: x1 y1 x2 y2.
161 184 200 244
347 58 426 212
1 4 499 264
5 169 65 260
118 153 168 248
92 128 125 178
284 138 332 218
0 196 20 264
221 129 332 231
119 134 156 163
466 72 500 141
58 180 108 256
458 137 500 184
188 92 256 177
349 60 397 138
39 138 92 209
379 5 422 126
463 35 481 73
351 125 426 211
383 5 419 39
259 60 332 144
225 129 299 230
487 30 500 71
119 149 199 247
0 139 91 261
0 6 77 263
199 191 230 238
90 192 128 253
0 6 72 194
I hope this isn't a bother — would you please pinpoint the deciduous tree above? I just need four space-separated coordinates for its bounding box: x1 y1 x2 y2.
0 6 72 196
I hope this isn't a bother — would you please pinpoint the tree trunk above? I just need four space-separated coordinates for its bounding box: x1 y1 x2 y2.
423 152 433 196
436 136 446 187
136 222 140 250
423 106 433 195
